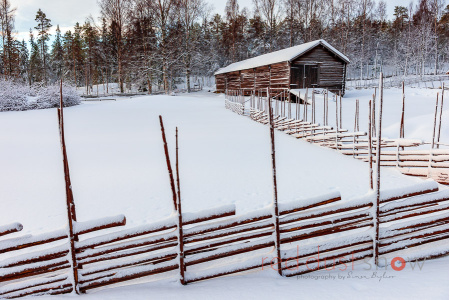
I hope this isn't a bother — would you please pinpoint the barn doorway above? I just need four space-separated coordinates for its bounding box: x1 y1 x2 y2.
290 64 319 89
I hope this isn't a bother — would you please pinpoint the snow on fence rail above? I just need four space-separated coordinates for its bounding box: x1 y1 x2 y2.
0 224 23 238
1 182 447 297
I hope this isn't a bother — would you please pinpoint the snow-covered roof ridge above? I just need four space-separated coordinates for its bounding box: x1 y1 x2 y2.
214 39 350 75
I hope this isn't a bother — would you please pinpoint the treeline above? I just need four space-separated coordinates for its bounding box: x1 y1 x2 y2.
0 0 448 94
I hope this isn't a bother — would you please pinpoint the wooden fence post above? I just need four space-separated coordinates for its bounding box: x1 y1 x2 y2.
436 84 444 149
159 116 177 211
159 117 185 284
431 92 439 150
428 93 439 178
312 89 315 124
372 90 376 137
323 93 326 126
303 88 308 122
374 73 384 266
58 80 80 294
400 82 405 139
175 127 186 285
335 94 339 149
267 87 282 276
288 90 291 119
339 91 342 129
368 99 373 190
59 81 77 222
353 99 359 158
326 89 329 126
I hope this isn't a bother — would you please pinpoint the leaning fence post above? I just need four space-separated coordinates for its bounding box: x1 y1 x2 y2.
428 93 439 178
374 73 384 266
436 84 444 149
159 116 178 211
59 80 77 222
267 87 283 276
431 92 439 151
58 80 80 294
400 82 405 139
175 127 186 285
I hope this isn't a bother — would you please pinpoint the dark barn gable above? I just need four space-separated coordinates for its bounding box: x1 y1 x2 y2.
215 40 349 96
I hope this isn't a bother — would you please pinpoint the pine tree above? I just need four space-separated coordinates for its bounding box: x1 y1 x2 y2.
0 0 17 79
82 21 99 94
62 30 77 85
51 25 64 81
18 40 29 83
29 30 42 84
34 9 52 84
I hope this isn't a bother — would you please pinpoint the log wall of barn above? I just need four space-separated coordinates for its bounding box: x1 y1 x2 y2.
240 69 255 91
291 45 346 94
254 66 269 90
215 62 290 93
215 74 226 92
225 71 241 90
270 62 290 89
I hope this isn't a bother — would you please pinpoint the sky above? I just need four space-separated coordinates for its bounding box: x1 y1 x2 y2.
13 0 411 42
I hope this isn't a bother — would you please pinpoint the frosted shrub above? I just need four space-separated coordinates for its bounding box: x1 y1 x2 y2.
0 80 80 112
0 80 29 111
33 83 81 109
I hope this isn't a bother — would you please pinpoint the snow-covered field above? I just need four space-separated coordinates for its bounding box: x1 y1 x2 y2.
0 87 448 299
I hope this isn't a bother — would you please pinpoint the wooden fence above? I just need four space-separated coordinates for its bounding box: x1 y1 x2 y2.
225 90 245 115
0 80 448 298
226 84 449 185
346 74 448 89
1 182 448 298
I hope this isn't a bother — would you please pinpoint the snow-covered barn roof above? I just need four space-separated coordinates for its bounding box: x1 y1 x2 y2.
214 39 350 75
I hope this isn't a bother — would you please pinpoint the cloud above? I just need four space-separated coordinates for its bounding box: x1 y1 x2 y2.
14 0 100 35
15 26 74 43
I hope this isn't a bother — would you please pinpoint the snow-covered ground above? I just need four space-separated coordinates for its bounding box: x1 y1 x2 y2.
0 87 448 299
39 256 448 300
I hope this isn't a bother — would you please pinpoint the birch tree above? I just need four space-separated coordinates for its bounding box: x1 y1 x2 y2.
179 0 206 92
99 0 130 93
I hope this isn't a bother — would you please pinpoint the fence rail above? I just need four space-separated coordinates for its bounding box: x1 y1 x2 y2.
1 182 447 298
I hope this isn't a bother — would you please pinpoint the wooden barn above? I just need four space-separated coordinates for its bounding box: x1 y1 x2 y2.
215 39 349 96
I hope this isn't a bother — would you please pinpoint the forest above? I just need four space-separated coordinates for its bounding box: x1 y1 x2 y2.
0 0 448 94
